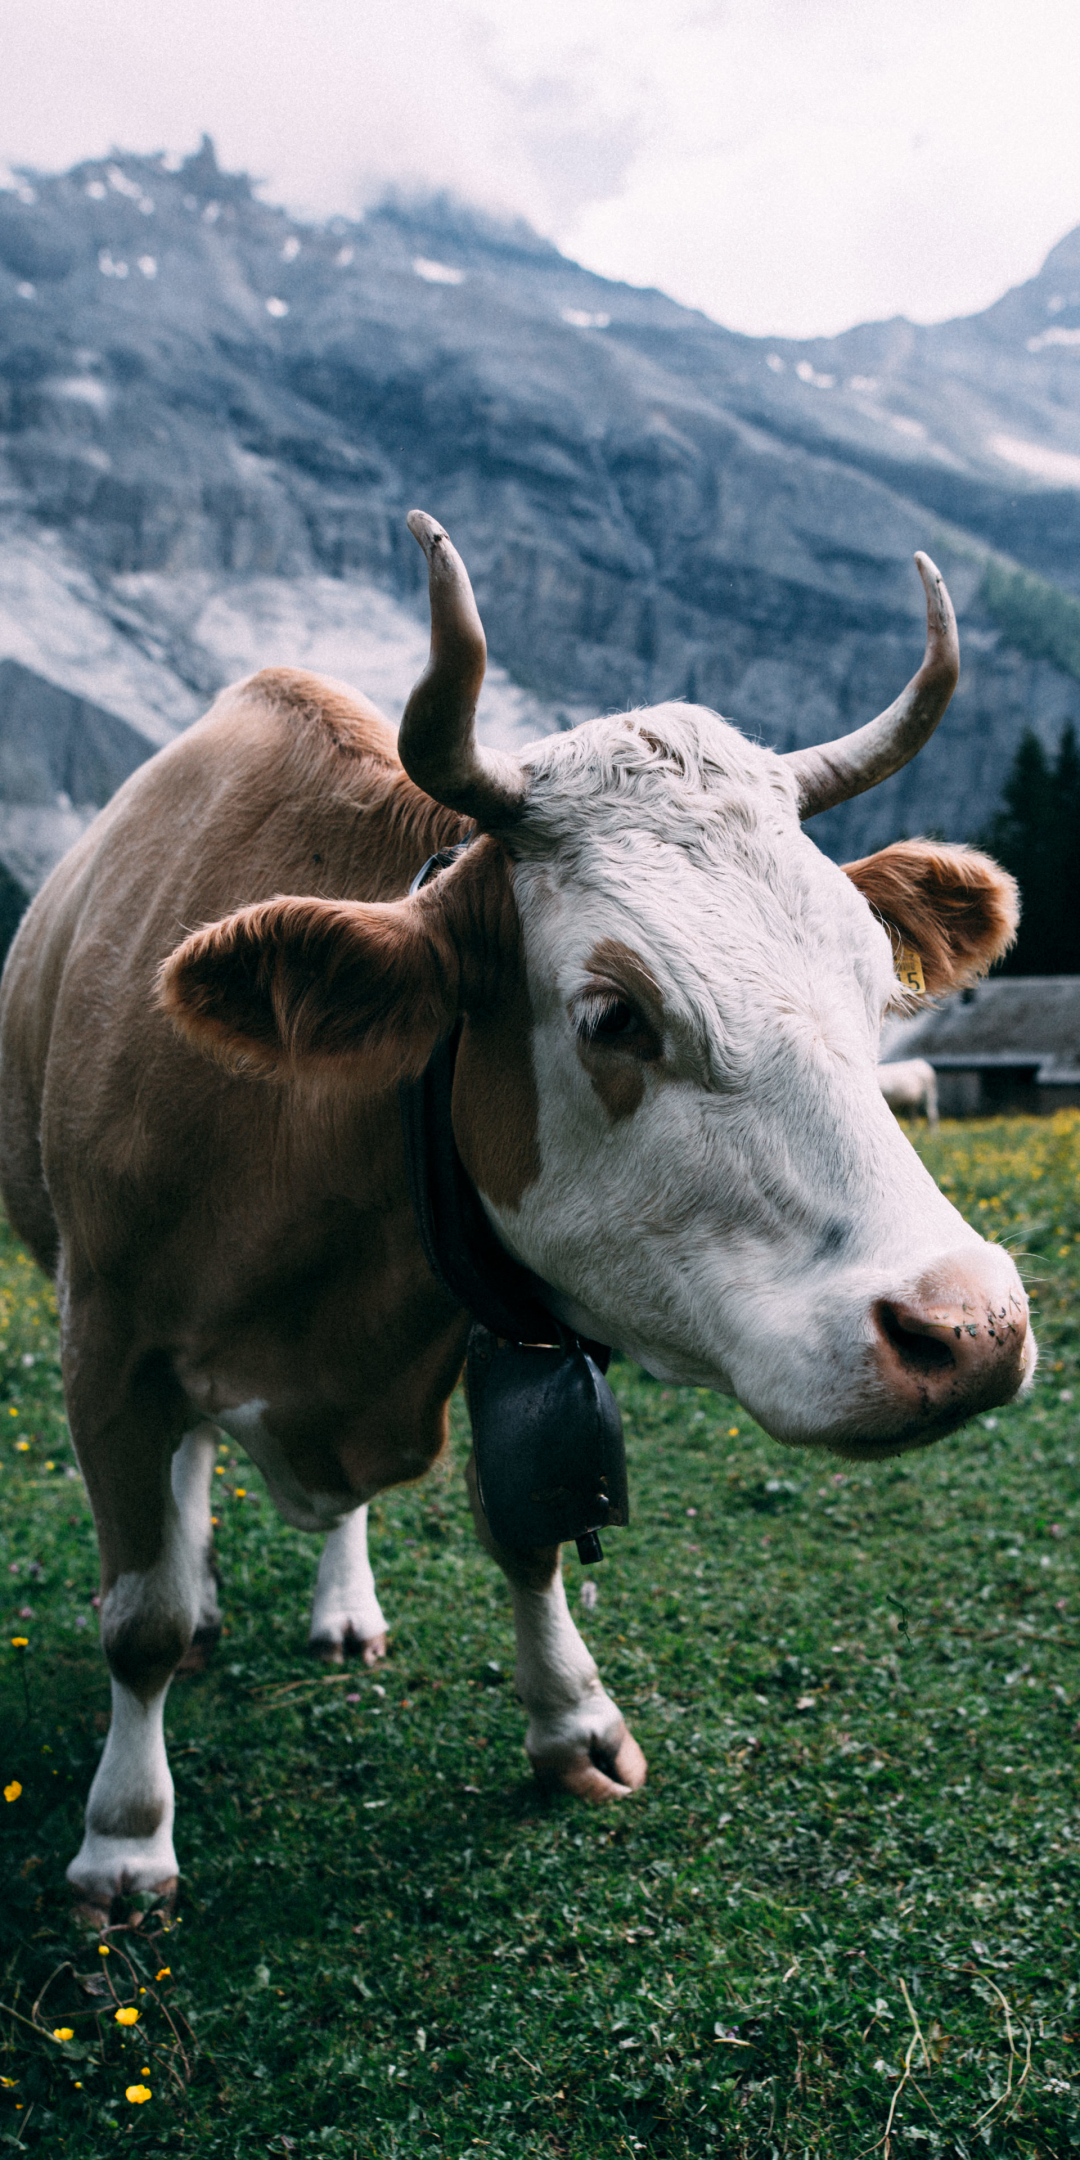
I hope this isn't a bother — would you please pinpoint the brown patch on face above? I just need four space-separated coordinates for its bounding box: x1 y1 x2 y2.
576 937 664 1122
451 850 541 1210
587 940 665 1031
583 1055 645 1121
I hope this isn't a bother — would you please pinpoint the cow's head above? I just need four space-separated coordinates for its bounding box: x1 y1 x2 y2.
161 513 1033 1458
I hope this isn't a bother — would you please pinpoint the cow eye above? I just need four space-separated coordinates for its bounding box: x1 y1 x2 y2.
580 996 637 1043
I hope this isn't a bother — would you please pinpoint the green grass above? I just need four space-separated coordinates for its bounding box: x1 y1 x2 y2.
2 1113 1080 2157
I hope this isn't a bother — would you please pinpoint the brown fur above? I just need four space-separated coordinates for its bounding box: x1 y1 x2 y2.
842 841 1019 996
159 888 461 1084
0 668 533 1697
578 1048 646 1122
159 833 532 1097
586 939 665 1035
453 883 542 1208
87 1795 168 1841
575 937 664 1122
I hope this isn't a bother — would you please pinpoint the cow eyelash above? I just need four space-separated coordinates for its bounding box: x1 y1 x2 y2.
577 994 639 1045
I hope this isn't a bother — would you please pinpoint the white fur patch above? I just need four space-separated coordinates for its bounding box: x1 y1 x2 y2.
475 702 1032 1448
171 1424 221 1632
507 1564 628 1773
68 1678 178 1905
67 1470 208 1905
308 1505 387 1651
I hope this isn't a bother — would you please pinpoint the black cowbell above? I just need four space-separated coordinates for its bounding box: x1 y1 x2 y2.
467 1326 629 1559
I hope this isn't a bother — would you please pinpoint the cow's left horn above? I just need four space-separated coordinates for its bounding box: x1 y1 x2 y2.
784 552 959 820
398 511 527 824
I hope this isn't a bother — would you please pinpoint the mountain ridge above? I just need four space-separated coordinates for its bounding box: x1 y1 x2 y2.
3 137 1080 886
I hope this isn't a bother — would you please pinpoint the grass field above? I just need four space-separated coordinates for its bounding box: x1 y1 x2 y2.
2 1113 1079 2158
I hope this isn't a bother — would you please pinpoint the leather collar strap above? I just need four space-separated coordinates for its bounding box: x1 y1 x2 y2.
399 845 610 1367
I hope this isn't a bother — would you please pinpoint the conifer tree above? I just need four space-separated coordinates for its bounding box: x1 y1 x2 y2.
982 723 1080 972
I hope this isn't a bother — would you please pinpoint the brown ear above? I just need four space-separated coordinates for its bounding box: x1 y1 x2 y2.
843 840 1018 996
158 890 462 1083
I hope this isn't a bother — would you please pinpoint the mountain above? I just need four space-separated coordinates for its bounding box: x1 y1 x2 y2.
4 135 1080 910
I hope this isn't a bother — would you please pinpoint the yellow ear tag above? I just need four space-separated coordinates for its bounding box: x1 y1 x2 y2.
895 945 925 995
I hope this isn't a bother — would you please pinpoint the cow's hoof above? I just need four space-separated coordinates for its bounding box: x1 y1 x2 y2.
176 1621 222 1675
67 1830 180 1922
531 1726 648 1804
308 1626 388 1668
72 1877 178 1932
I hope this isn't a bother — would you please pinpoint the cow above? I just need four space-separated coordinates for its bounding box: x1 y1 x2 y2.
879 1058 939 1128
0 513 1032 1926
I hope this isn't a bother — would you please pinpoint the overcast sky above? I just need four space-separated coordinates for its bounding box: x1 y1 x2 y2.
4 0 1080 338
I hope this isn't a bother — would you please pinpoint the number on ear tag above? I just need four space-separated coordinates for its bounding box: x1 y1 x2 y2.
895 945 925 995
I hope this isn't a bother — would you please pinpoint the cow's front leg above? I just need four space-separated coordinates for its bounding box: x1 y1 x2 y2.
466 1454 646 1802
308 1504 388 1665
71 1508 199 1919
66 1356 205 1922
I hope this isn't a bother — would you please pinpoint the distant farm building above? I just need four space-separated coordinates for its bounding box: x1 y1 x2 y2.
882 977 1080 1115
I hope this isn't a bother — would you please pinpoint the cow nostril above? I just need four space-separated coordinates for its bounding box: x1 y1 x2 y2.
877 1302 955 1376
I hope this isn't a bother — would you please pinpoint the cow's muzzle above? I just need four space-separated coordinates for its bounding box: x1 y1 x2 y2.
858 1245 1033 1451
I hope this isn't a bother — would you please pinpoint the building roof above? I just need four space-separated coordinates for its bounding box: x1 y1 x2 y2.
881 976 1080 1085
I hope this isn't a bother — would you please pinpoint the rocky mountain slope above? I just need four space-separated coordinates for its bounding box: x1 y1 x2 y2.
4 136 1080 899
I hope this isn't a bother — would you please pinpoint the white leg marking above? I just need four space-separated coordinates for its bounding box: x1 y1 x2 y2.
308 1505 388 1664
171 1424 221 1635
68 1676 178 1909
68 1467 206 1908
508 1566 646 1800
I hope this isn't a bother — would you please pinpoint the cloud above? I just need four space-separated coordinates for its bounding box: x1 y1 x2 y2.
2 0 1080 336
558 0 1080 333
0 0 637 231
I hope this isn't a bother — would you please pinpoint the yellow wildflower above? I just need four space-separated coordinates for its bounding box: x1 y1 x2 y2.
52 2028 74 2042
98 1944 110 1955
14 1439 28 1452
154 1967 170 1980
234 1486 247 1497
115 2006 139 2026
10 1637 27 1649
3 1781 21 1802
125 2084 152 2104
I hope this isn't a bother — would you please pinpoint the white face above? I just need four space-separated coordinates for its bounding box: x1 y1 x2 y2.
474 705 1032 1456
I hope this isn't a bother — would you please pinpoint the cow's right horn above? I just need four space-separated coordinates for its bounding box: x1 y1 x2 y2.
783 552 959 820
398 511 527 825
